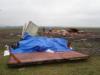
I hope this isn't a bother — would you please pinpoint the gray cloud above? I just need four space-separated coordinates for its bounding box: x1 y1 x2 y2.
0 8 3 12
0 0 100 27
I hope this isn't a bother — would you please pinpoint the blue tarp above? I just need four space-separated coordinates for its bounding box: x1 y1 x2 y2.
11 32 72 54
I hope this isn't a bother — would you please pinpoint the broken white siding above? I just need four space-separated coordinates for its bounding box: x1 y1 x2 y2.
22 21 39 37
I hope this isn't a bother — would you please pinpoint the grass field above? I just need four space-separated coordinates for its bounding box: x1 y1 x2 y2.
0 27 100 75
0 56 100 75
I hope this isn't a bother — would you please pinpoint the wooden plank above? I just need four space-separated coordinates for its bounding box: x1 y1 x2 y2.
10 53 21 63
12 52 62 63
8 51 88 65
59 51 88 59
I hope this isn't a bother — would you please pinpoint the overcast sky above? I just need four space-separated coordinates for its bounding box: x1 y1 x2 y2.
0 0 100 27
